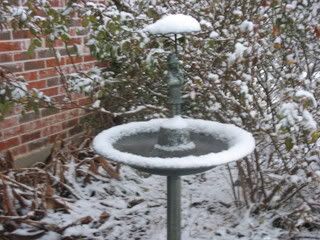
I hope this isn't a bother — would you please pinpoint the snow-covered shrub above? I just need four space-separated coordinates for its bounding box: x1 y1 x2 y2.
0 67 51 120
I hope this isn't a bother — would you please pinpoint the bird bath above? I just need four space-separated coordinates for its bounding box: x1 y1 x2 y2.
93 14 255 240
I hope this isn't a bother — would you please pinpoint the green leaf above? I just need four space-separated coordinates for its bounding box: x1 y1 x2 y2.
27 38 42 55
285 138 294 151
310 131 320 143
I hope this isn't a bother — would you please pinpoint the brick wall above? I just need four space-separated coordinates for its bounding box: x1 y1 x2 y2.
0 0 97 159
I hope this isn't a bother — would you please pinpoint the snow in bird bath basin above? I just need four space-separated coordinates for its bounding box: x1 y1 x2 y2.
144 14 201 35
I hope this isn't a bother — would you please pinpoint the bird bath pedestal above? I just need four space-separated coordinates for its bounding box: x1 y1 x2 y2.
93 14 255 240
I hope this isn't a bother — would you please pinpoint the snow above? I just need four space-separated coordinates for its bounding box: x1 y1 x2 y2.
200 19 212 28
278 102 300 127
144 14 201 35
295 90 317 107
92 100 101 108
11 229 44 236
11 81 28 100
160 116 188 129
302 110 317 130
274 36 282 44
93 118 255 170
209 31 219 39
239 20 254 32
228 42 248 64
38 232 60 240
38 165 288 240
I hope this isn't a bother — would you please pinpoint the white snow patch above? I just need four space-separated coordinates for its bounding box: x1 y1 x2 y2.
278 102 301 127
228 42 248 64
144 14 201 34
295 90 317 107
38 232 60 240
302 110 317 130
208 73 219 81
239 20 254 32
160 116 188 129
274 36 282 44
92 100 101 108
11 81 28 100
200 19 212 28
209 31 219 39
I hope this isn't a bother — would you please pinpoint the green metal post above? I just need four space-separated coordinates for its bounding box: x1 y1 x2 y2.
166 51 184 240
167 175 181 240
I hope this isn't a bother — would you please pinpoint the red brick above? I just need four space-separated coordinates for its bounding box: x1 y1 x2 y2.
83 55 96 62
1 63 23 72
21 131 41 143
0 42 24 52
66 56 83 65
41 108 59 117
12 30 32 39
14 52 36 61
2 126 22 140
48 132 67 143
0 116 18 129
10 144 28 156
69 109 79 118
59 47 78 57
0 31 11 40
58 86 66 95
82 62 95 71
47 77 60 87
51 95 65 103
24 60 45 71
42 87 59 96
95 62 109 68
42 124 63 136
0 53 13 63
28 80 47 89
43 114 60 126
69 28 77 36
46 39 64 48
12 106 23 115
46 58 65 67
0 137 20 151
62 118 78 129
37 49 55 59
66 37 81 45
78 97 91 106
19 111 40 123
19 71 38 81
20 120 43 133
51 0 63 7
54 112 68 122
38 68 57 79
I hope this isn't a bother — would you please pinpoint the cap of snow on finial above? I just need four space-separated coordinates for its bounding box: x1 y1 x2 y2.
144 14 201 35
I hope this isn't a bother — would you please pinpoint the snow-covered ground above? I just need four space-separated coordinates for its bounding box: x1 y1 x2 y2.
22 165 318 240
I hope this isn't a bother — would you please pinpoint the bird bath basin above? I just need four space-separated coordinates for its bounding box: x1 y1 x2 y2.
93 117 255 176
93 14 255 240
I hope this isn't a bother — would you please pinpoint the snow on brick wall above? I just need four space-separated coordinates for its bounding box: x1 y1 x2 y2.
0 1 97 157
